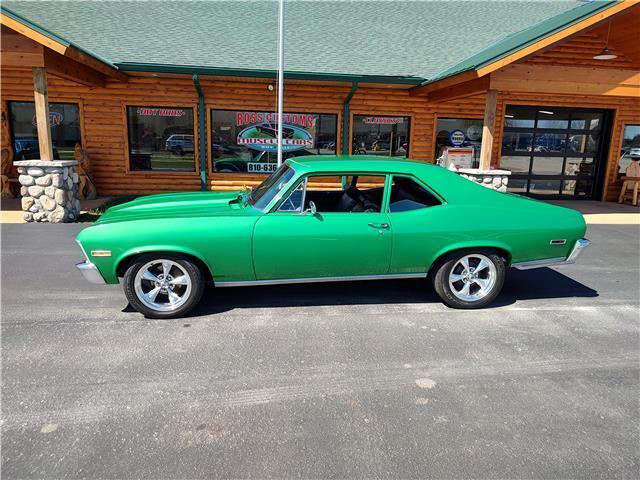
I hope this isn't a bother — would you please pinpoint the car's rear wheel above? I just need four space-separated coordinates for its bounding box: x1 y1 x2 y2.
432 250 505 309
123 254 205 318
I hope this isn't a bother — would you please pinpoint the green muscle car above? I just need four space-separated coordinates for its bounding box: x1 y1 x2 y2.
76 155 589 318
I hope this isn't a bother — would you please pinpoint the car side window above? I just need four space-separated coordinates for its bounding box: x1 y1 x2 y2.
389 176 441 212
276 174 387 213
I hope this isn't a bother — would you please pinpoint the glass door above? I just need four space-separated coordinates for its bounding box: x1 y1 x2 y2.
500 106 611 199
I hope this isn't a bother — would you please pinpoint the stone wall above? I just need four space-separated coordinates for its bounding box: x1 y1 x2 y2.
14 160 80 223
457 169 511 193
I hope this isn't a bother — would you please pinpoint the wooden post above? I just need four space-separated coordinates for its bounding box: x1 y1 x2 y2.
479 89 498 170
32 67 54 161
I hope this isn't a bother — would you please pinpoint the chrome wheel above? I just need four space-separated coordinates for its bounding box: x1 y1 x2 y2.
133 259 192 312
448 254 497 302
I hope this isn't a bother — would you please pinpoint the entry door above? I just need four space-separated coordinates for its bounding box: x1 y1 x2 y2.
501 106 612 199
253 212 392 280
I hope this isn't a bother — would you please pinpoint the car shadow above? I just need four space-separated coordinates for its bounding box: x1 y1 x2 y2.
125 267 597 318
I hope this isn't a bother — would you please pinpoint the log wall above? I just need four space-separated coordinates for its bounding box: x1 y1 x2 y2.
1 66 638 201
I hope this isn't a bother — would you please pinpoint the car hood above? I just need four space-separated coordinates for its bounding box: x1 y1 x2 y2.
96 191 256 224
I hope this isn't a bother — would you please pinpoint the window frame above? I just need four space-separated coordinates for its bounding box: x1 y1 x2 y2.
208 108 340 175
123 102 200 175
350 112 412 158
269 171 391 214
7 99 85 161
387 174 444 214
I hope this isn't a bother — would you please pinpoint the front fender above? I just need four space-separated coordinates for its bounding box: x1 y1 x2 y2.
112 245 212 282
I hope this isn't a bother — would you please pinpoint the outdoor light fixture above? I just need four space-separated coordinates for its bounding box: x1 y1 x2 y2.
538 110 554 115
504 114 514 118
593 22 618 60
267 84 274 91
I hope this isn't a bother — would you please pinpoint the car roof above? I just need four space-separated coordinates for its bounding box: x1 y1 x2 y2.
287 155 439 175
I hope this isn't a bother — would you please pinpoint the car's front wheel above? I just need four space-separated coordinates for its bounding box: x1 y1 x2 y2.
432 250 505 309
123 254 205 318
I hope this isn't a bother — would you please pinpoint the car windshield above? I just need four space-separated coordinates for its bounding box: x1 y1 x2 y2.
248 164 296 211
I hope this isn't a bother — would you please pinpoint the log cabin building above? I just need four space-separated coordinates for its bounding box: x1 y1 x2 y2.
1 0 639 202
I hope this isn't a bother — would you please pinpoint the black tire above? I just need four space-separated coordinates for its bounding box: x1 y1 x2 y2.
432 249 505 309
123 253 205 319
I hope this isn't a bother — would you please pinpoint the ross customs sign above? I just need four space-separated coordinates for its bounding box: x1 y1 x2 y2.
236 112 315 153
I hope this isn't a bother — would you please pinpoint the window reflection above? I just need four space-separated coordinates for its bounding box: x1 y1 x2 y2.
9 101 81 161
211 110 337 174
126 106 195 172
434 118 482 165
353 115 410 157
501 105 605 198
618 124 640 175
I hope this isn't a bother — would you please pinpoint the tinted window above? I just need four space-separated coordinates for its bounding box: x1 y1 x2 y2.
389 176 440 212
126 106 195 172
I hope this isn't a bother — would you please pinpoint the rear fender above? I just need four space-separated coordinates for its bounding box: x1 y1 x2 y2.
427 241 513 274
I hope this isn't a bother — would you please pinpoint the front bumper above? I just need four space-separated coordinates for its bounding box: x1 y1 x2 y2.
513 239 590 270
76 261 107 284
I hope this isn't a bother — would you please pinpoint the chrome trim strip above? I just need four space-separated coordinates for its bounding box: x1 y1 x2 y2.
513 238 590 270
512 257 566 270
76 261 107 284
216 272 427 287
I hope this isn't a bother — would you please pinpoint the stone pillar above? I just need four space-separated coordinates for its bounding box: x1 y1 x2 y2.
457 168 511 193
14 160 80 223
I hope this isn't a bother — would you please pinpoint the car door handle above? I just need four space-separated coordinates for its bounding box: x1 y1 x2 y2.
368 222 390 229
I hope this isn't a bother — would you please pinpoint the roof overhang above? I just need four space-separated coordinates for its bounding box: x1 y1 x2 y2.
0 6 128 83
410 0 636 99
116 62 425 86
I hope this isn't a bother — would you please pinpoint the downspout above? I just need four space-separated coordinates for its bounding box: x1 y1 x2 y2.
192 73 207 191
342 82 358 155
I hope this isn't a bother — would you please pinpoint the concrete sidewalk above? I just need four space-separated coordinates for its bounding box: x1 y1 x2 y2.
550 200 639 225
0 197 109 223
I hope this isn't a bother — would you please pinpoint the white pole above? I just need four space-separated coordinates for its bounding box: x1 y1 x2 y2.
276 0 285 167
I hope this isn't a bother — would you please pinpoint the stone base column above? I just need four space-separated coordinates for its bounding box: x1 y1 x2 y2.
457 169 512 193
14 160 80 223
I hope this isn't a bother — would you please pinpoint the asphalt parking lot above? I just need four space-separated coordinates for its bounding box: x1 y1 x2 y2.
1 221 639 479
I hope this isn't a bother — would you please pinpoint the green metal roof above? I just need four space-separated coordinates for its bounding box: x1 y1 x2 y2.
1 0 614 83
0 4 119 70
422 0 618 85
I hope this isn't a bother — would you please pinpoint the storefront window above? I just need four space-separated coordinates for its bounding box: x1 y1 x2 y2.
434 118 483 165
126 106 195 172
618 124 640 175
211 110 337 174
8 101 81 161
352 115 410 157
500 105 608 198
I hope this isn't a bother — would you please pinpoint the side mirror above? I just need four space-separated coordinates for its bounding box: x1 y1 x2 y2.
299 201 317 216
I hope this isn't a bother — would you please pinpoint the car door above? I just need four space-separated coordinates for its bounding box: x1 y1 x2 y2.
252 175 392 280
386 174 447 274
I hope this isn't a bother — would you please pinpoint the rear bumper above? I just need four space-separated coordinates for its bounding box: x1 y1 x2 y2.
512 239 590 270
76 261 106 284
